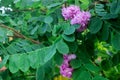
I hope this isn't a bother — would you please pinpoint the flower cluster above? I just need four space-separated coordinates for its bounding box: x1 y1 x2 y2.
62 5 80 20
60 54 76 78
62 5 91 32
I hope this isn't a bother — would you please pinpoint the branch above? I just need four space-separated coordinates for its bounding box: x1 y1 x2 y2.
0 23 40 44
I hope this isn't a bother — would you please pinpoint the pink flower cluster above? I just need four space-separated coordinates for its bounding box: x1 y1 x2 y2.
62 5 91 32
60 54 76 78
62 5 80 20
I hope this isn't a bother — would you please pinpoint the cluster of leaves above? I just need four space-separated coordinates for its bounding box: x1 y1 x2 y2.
0 0 120 80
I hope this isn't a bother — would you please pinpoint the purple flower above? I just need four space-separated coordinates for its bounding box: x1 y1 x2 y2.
63 54 76 61
68 54 76 60
60 54 76 78
62 5 80 20
60 67 73 78
61 5 91 32
60 62 69 69
71 11 91 32
63 54 69 60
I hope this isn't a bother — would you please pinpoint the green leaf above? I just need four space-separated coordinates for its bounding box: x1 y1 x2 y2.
44 45 56 62
15 0 34 9
84 62 100 73
112 33 120 50
6 30 13 36
1 0 13 6
36 66 45 80
110 0 120 14
46 24 52 32
73 70 91 80
102 13 118 19
44 16 53 24
80 0 89 10
0 76 2 80
92 76 108 80
56 40 69 54
100 22 110 41
101 59 111 70
38 24 47 34
78 71 91 80
30 25 39 35
23 46 32 52
0 55 9 68
28 52 39 69
52 22 72 36
62 22 70 30
7 45 18 54
68 42 78 53
70 59 81 69
47 3 61 9
52 24 62 36
8 46 56 73
112 53 120 66
72 24 80 29
62 34 75 42
0 28 6 42
54 53 63 66
9 54 19 73
37 46 56 65
89 17 103 34
63 26 75 35
95 4 107 16
29 46 56 69
16 54 30 72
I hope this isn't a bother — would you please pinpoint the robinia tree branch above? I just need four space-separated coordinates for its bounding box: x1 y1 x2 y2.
0 23 40 44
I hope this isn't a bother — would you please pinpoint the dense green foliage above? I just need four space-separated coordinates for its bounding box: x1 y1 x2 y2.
0 0 120 80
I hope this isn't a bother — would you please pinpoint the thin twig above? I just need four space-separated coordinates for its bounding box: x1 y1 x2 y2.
0 23 40 44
